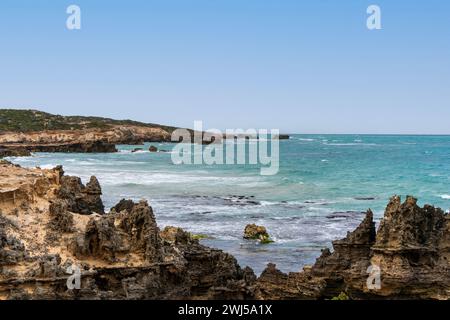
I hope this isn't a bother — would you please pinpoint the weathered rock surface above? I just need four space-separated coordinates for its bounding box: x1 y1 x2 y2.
1 161 449 300
256 196 450 300
243 224 272 243
0 126 172 147
0 163 255 299
57 175 105 215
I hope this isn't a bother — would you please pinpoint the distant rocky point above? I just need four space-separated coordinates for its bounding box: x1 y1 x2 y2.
0 109 290 157
0 109 178 156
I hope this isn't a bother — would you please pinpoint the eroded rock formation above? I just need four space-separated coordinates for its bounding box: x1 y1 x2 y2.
256 196 450 300
0 163 255 299
0 161 449 300
57 175 105 215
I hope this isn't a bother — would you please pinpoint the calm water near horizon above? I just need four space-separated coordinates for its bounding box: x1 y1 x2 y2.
8 134 450 274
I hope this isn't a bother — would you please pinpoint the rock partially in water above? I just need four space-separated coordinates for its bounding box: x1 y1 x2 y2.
0 147 31 158
149 145 158 152
244 224 273 243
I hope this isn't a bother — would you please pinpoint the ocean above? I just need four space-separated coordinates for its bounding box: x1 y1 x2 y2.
8 134 450 274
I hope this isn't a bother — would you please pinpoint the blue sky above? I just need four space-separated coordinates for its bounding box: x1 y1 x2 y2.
0 0 449 133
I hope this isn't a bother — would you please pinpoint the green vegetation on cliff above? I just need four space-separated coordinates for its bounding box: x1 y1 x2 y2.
0 109 177 133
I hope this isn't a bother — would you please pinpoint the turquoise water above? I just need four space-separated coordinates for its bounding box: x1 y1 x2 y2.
8 135 450 274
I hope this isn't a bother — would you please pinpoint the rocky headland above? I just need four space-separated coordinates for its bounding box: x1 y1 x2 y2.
0 109 176 156
0 161 449 299
0 109 290 157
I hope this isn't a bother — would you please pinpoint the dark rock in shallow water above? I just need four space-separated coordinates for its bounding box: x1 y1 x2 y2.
149 145 158 152
12 141 118 153
0 147 31 158
244 224 273 244
224 195 260 206
326 211 365 219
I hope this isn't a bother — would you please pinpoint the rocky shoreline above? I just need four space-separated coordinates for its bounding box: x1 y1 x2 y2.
0 110 291 159
0 161 449 299
0 141 117 157
0 127 170 157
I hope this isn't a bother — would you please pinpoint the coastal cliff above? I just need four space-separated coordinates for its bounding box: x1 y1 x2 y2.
0 109 175 156
0 161 449 299
0 109 290 157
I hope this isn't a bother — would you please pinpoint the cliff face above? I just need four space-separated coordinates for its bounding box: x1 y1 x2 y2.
0 126 172 155
0 109 175 156
1 161 449 300
0 126 172 146
256 196 450 300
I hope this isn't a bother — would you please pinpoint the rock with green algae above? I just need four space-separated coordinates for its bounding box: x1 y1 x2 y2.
331 292 350 300
244 224 274 244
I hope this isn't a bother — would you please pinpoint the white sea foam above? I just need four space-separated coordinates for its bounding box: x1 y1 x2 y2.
40 164 57 169
92 170 259 186
323 142 377 146
440 194 450 200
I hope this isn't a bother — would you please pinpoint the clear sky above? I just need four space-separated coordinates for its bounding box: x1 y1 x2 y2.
0 0 449 134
